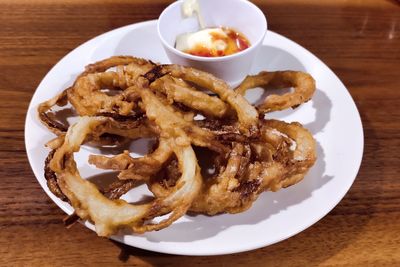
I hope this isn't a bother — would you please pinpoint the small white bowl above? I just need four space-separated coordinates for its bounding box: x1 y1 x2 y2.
158 0 267 87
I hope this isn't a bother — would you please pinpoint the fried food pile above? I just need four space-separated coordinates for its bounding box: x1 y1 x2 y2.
38 56 317 236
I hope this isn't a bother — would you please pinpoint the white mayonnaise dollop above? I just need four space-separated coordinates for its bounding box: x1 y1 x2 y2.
176 28 228 54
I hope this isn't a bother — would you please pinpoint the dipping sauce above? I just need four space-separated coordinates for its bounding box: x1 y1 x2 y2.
175 27 251 57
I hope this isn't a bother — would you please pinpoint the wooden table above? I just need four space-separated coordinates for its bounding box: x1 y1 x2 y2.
1 0 399 266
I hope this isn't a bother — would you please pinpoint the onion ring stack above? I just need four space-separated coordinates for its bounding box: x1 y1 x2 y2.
39 56 316 236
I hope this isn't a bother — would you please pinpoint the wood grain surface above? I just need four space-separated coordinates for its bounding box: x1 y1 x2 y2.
0 0 399 266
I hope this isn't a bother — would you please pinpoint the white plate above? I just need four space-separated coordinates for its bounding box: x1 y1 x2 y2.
25 20 363 256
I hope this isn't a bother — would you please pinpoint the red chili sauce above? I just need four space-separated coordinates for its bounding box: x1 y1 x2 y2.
185 27 250 57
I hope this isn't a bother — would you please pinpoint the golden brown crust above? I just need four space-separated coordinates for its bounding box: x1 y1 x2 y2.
39 56 317 236
235 71 316 113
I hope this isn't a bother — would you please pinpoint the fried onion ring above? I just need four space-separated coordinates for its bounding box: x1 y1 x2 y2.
235 71 316 113
148 119 316 215
150 75 231 118
38 56 155 134
49 116 202 236
160 65 259 134
39 55 318 236
38 89 69 135
68 57 155 116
